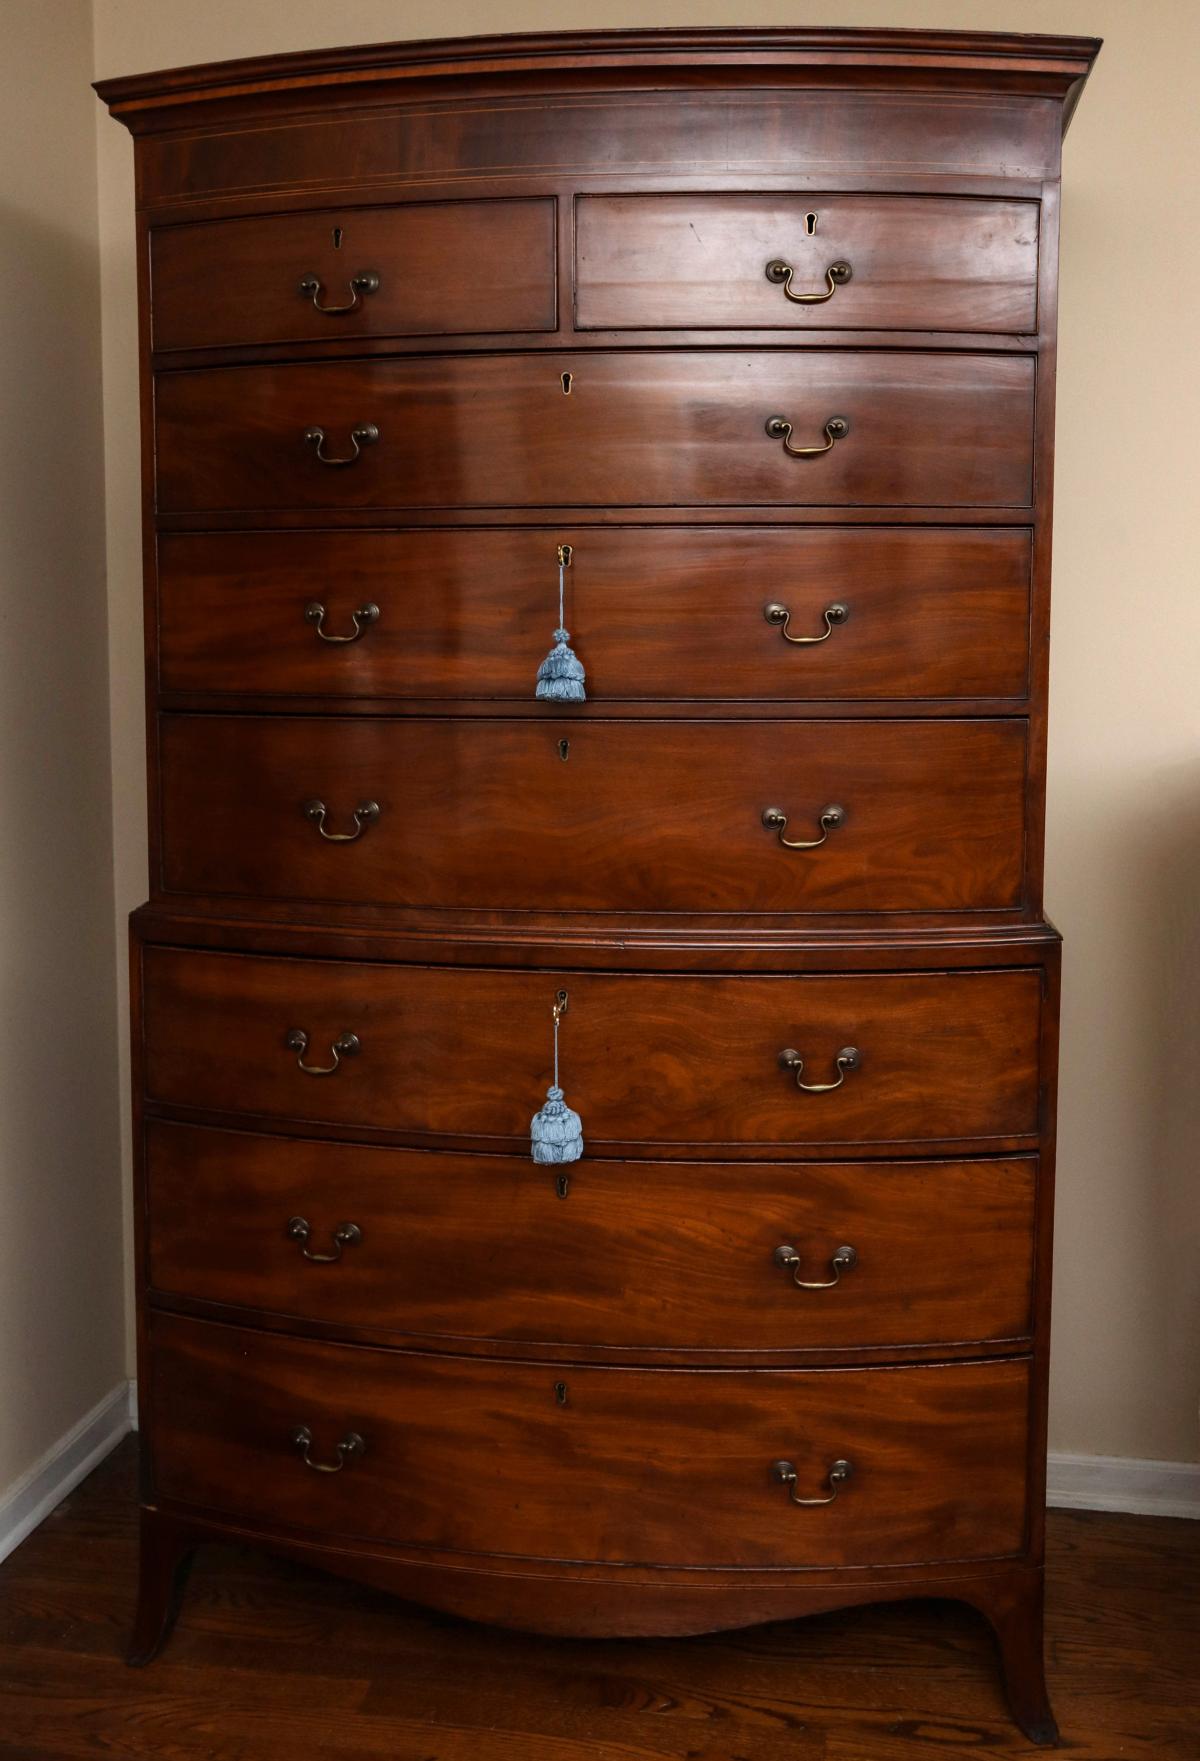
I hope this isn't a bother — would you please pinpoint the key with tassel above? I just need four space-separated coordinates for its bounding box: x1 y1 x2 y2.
531 988 584 1187
535 544 587 702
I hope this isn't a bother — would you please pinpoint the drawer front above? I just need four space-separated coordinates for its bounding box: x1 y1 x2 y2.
141 950 1042 1149
151 199 557 351
158 527 1032 703
159 716 1028 915
576 194 1039 333
146 1121 1037 1352
154 352 1035 512
148 1313 1030 1568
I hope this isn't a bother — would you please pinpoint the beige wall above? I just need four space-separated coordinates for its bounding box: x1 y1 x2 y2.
0 0 125 1499
91 1 1200 1466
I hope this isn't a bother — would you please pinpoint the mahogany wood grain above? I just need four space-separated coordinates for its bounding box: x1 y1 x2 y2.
156 526 1033 703
576 194 1039 333
153 351 1035 513
147 1312 1030 1570
140 948 1043 1150
150 199 556 352
158 714 1029 915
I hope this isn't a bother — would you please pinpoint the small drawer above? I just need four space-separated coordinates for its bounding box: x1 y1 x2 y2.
153 351 1035 513
150 199 557 352
146 1120 1038 1353
157 526 1032 704
158 714 1028 916
148 1312 1030 1569
141 950 1043 1151
575 194 1039 333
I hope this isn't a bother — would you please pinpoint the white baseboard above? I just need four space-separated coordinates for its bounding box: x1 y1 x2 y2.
1048 1450 1200 1519
0 1380 135 1567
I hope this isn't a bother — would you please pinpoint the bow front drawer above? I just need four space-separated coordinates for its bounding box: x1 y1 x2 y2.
158 715 1028 915
151 199 557 352
153 352 1035 512
140 949 1042 1150
146 1121 1038 1354
575 194 1039 333
148 1313 1030 1570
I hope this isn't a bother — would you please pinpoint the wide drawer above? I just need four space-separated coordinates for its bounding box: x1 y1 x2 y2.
575 194 1039 333
148 1313 1030 1568
159 715 1028 915
154 352 1035 512
141 951 1043 1151
157 527 1033 703
151 199 557 351
146 1120 1037 1353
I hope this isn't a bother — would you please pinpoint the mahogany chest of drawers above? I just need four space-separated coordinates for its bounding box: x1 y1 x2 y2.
96 26 1099 1746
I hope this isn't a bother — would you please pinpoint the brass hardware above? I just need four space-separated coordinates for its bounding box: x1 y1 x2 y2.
764 600 849 645
561 371 573 394
304 600 379 644
805 211 818 236
772 1457 854 1506
557 738 570 762
557 543 573 568
554 1381 569 1406
765 258 853 305
304 799 380 842
765 414 849 457
762 804 845 850
286 1217 362 1263
777 1045 861 1093
553 989 569 1022
304 423 379 466
290 1425 365 1474
774 1242 858 1288
285 1028 360 1076
331 226 343 250
555 1172 571 1200
298 270 380 314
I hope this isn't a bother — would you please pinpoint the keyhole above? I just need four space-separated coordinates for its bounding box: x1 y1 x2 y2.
557 738 570 762
561 371 573 395
805 212 818 236
555 1172 570 1200
554 1382 569 1406
332 226 343 250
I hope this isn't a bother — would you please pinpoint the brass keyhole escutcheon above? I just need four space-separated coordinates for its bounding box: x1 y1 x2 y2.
561 371 573 395
558 738 570 761
554 1381 569 1406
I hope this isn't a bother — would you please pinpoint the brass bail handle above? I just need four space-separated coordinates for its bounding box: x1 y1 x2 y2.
765 415 849 458
774 1243 858 1289
304 799 380 842
762 804 845 850
285 1028 360 1076
777 1046 861 1094
772 1458 854 1506
286 1217 363 1263
298 269 380 315
305 601 380 644
764 601 849 645
765 257 852 304
290 1425 366 1474
304 423 379 466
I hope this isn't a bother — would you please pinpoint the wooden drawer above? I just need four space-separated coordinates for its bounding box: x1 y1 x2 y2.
154 352 1035 512
141 950 1042 1151
575 194 1039 333
148 1313 1030 1568
157 527 1032 703
159 715 1028 915
146 1121 1037 1353
150 199 556 352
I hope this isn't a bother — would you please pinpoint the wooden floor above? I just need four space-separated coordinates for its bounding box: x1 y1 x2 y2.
0 1439 1196 1760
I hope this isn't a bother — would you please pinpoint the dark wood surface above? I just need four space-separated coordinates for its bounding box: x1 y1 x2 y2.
144 1121 1037 1357
1 1437 1193 1761
141 949 1043 1151
153 352 1036 514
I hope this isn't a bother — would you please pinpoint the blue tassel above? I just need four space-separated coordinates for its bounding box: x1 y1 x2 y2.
531 991 584 1165
536 553 586 702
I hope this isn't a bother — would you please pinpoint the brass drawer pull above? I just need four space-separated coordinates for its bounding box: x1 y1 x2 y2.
778 1046 860 1093
286 1217 362 1263
772 1457 854 1506
285 1028 360 1076
304 423 379 466
304 799 380 842
765 258 852 304
765 414 849 458
298 269 380 315
762 804 844 849
774 1243 858 1288
305 600 380 644
290 1425 365 1474
764 600 849 645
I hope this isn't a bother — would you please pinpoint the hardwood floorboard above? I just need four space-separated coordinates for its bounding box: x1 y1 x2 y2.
0 1439 1195 1760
